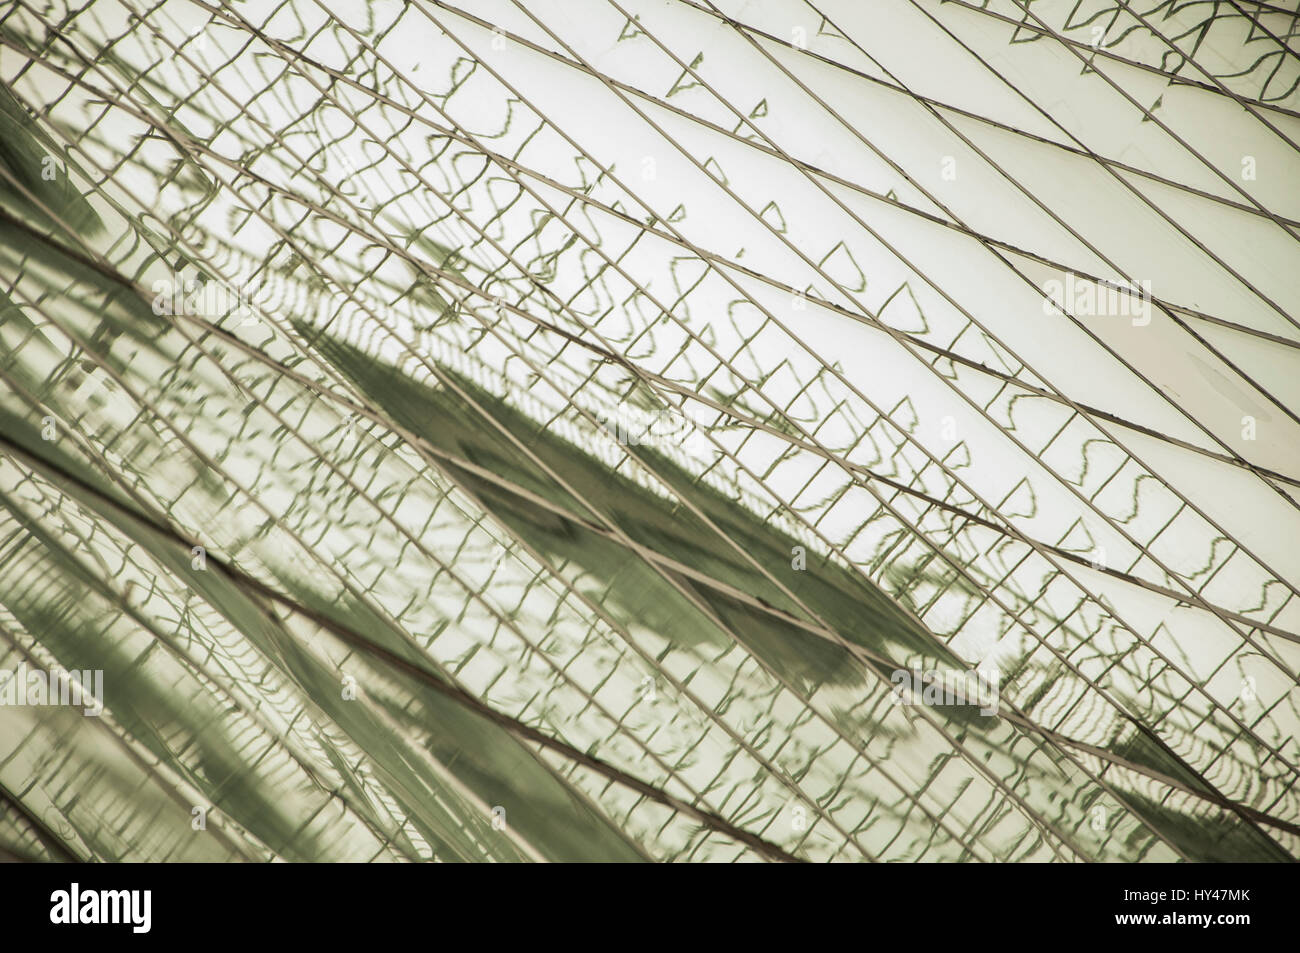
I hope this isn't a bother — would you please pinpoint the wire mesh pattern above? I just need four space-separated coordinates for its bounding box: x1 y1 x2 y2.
0 0 1298 862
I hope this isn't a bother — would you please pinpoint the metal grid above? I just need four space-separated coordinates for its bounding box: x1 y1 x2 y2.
0 0 1297 861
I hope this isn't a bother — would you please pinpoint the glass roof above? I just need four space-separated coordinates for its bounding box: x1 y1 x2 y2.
1 0 1298 862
